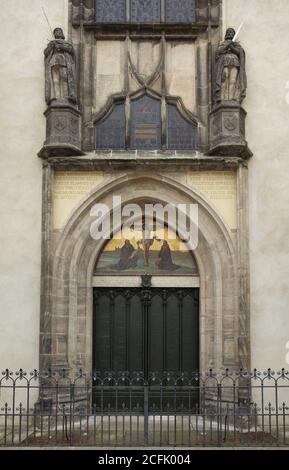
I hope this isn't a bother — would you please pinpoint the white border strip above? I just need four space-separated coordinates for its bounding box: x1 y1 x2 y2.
93 276 200 288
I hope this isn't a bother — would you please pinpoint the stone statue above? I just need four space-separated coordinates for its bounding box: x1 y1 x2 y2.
44 28 77 105
215 28 247 104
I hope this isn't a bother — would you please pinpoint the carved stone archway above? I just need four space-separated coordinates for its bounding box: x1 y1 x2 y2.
40 173 246 376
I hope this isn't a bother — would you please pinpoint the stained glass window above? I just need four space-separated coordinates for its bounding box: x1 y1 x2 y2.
167 104 197 150
95 0 197 24
130 95 161 149
131 0 161 23
165 0 196 23
95 103 125 149
95 0 126 23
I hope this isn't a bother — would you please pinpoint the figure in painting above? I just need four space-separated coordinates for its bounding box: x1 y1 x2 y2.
156 241 177 271
128 241 142 269
139 221 159 267
141 237 157 267
94 221 199 275
116 240 135 270
44 27 77 105
215 28 247 103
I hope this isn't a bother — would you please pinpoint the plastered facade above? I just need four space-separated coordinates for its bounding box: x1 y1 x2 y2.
0 0 288 377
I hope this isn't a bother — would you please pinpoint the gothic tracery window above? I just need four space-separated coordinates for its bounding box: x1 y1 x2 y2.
95 96 197 151
167 104 197 150
165 0 196 23
94 0 198 150
95 0 196 24
95 103 126 149
95 0 126 23
130 95 162 149
131 0 161 23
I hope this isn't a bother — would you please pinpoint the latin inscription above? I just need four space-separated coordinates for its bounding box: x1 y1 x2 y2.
53 171 104 229
53 171 237 230
188 171 236 200
54 172 104 200
187 171 237 229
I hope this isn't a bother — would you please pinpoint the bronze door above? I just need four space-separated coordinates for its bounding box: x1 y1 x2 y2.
93 286 199 377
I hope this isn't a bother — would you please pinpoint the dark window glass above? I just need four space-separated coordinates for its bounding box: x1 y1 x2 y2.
131 0 161 23
131 95 161 149
167 104 197 150
95 0 126 23
165 0 196 23
95 103 125 149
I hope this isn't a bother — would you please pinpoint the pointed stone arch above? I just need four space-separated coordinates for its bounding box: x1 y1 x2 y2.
41 172 246 375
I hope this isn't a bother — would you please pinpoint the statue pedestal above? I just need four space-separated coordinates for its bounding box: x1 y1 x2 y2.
38 101 83 158
209 102 252 159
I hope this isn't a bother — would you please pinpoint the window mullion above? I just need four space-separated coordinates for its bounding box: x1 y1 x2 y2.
161 97 167 150
126 0 130 22
125 96 131 149
161 0 165 23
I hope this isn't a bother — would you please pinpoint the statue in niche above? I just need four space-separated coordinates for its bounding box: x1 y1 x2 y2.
215 28 247 104
44 28 77 106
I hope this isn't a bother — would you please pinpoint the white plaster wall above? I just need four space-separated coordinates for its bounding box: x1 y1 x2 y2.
1 0 289 376
166 41 196 113
0 0 68 372
94 40 126 113
224 0 289 371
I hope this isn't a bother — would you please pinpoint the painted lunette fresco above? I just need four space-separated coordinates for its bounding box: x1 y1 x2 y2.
94 223 198 275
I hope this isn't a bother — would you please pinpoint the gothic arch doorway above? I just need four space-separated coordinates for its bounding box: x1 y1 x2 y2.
92 224 200 378
44 173 243 378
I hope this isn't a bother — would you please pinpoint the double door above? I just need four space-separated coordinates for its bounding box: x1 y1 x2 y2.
93 286 199 378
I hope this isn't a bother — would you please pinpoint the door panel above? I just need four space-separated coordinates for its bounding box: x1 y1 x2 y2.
149 294 163 373
93 287 199 376
166 293 180 373
182 293 199 372
113 294 126 371
93 294 111 372
128 294 143 372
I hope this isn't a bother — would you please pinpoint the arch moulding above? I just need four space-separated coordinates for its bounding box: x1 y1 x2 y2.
39 172 250 376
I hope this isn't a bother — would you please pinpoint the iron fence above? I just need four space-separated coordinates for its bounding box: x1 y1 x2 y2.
0 369 289 447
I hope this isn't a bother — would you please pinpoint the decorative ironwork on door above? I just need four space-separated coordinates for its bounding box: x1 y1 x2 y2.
93 283 199 379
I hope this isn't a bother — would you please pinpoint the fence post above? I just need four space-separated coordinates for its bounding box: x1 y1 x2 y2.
217 383 222 447
144 384 149 446
69 382 74 445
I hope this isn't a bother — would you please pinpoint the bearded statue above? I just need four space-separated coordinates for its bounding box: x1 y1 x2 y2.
215 28 247 104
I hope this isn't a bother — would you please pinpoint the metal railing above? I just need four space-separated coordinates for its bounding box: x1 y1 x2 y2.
0 369 289 447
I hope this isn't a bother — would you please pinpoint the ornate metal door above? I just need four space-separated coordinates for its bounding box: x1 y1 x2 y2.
93 284 199 377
